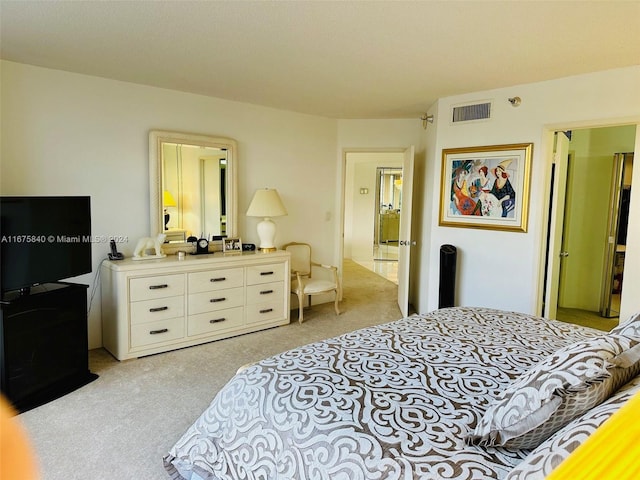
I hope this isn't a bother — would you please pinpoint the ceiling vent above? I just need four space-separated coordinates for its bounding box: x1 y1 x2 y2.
451 101 492 123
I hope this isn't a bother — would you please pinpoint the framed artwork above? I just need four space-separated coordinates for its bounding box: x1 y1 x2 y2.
223 237 242 253
439 143 533 232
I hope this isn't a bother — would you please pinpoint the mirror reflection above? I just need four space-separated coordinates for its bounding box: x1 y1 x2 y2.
149 131 237 250
375 166 403 261
162 143 228 241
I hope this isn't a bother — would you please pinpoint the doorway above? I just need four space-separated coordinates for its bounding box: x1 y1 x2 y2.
344 152 404 285
343 148 415 317
544 125 636 330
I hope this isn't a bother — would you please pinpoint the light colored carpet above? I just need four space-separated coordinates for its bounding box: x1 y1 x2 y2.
18 260 401 480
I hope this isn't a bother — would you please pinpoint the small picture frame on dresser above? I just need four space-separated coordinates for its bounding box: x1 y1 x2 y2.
223 237 242 254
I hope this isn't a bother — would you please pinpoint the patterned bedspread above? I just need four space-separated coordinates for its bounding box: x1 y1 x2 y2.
164 307 601 480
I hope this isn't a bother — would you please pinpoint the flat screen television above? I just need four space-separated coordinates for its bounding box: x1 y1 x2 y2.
0 196 92 295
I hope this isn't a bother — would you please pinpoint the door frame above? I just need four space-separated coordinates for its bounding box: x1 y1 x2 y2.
537 122 639 320
542 131 570 319
339 147 412 312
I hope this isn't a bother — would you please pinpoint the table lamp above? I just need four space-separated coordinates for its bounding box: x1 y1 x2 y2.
163 190 177 230
246 188 287 252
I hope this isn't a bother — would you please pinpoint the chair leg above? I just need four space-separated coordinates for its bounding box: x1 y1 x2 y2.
297 292 305 324
333 290 340 316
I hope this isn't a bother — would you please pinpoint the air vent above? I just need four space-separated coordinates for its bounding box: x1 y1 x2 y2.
451 101 492 123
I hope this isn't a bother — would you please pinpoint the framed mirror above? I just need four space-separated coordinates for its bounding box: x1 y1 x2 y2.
149 130 237 253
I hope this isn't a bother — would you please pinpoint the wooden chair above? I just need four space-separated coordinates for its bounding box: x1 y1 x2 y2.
282 242 340 324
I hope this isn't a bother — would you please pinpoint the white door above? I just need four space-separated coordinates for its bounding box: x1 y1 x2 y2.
544 132 570 318
397 146 415 316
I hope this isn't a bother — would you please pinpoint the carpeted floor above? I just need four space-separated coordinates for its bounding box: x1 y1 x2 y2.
18 259 401 480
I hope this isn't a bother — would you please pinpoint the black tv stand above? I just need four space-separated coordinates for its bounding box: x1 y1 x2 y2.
0 282 98 412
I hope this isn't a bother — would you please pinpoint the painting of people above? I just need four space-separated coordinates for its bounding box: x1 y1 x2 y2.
440 143 532 232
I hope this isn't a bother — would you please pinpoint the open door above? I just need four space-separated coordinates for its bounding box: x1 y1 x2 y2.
544 132 570 318
397 146 415 316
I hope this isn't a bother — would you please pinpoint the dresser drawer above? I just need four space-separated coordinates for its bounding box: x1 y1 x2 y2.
188 268 244 294
130 296 184 325
245 301 285 323
130 317 184 348
187 307 244 337
188 287 244 315
246 264 286 285
129 274 185 301
246 282 284 305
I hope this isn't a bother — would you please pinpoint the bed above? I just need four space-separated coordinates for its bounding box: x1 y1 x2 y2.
164 306 640 480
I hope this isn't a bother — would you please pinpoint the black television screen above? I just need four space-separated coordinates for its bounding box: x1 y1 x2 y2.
0 196 92 294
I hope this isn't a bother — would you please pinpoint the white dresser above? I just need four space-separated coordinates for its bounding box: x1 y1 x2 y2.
101 251 290 360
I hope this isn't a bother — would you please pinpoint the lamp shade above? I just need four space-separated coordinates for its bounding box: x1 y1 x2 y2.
163 190 177 207
246 188 287 218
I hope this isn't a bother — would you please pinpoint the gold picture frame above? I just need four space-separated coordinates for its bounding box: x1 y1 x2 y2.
439 143 533 232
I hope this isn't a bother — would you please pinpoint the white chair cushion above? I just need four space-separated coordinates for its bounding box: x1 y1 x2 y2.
293 278 336 294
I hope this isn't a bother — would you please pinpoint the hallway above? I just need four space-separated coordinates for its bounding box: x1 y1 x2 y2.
352 245 398 285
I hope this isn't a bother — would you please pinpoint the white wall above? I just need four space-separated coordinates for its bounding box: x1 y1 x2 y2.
419 66 640 321
1 61 338 348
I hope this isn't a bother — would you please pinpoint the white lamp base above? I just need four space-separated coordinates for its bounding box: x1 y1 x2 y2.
256 217 277 252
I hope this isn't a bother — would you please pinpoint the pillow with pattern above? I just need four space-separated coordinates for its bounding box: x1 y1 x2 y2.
609 311 640 339
504 375 640 479
466 334 640 449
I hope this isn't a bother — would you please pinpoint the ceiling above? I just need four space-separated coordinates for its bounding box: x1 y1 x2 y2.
1 1 639 119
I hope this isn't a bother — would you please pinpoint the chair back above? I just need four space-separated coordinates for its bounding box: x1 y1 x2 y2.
283 242 312 277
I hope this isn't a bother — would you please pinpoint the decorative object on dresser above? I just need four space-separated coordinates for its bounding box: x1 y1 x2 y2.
101 251 290 360
132 233 167 260
194 237 210 255
223 237 242 254
246 188 288 253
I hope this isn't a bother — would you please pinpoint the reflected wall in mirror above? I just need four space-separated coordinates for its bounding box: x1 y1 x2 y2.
149 131 237 252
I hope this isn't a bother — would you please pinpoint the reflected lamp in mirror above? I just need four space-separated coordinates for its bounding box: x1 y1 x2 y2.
163 190 177 230
246 188 287 253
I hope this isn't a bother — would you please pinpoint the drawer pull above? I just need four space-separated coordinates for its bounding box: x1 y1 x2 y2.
259 308 274 314
149 306 169 312
149 328 169 335
260 289 274 295
260 271 274 276
149 284 169 290
209 318 226 324
210 277 226 282
210 297 227 303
